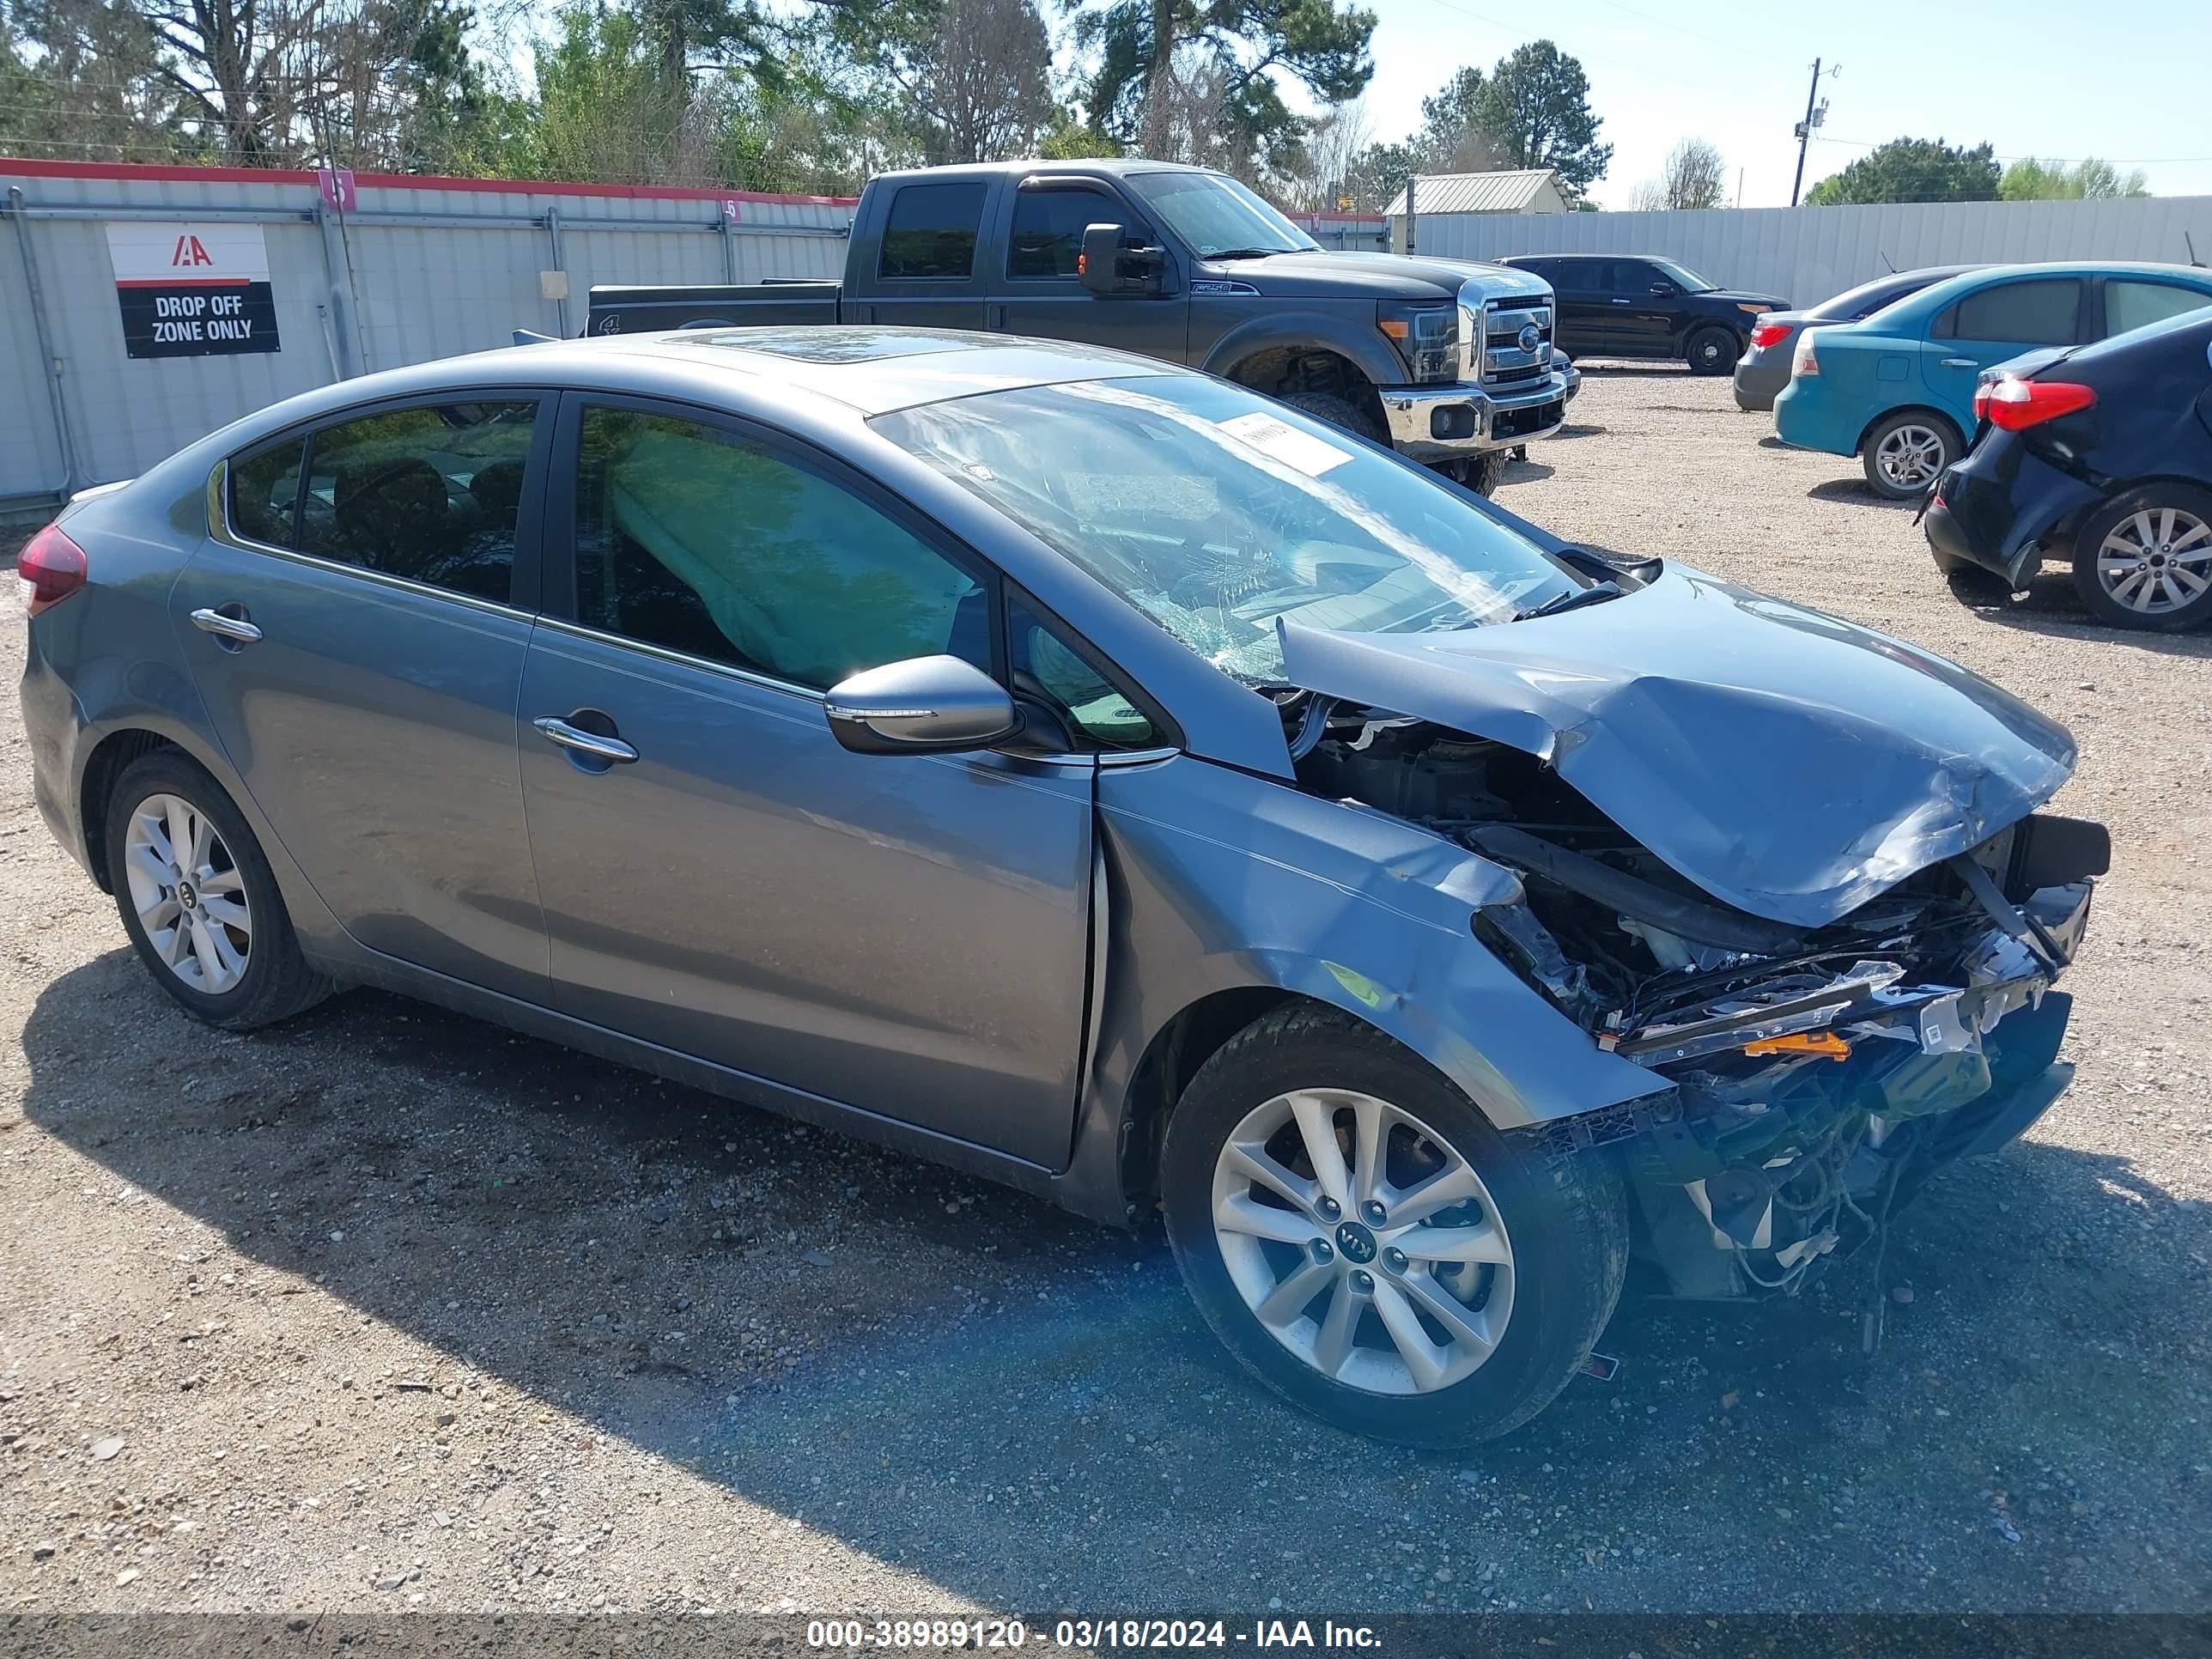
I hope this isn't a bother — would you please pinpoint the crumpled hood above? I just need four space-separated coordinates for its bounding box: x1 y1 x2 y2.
1278 566 2076 928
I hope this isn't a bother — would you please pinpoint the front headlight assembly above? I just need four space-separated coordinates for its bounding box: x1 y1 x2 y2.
1379 302 1461 384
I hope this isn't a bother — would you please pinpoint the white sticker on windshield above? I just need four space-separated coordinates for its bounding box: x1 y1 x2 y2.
1217 411 1355 477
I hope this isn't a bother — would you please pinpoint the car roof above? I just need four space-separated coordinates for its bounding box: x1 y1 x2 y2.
203 327 1186 442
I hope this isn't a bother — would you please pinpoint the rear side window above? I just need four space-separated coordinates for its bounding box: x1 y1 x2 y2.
570 405 988 690
2106 281 2212 336
879 184 988 280
1936 279 2082 346
292 402 538 604
1009 187 1126 280
229 439 305 548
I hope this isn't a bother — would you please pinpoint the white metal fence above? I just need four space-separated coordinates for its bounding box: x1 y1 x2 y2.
1401 195 2212 312
1 159 854 504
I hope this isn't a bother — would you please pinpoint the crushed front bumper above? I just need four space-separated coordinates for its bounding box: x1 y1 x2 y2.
1378 368 1572 461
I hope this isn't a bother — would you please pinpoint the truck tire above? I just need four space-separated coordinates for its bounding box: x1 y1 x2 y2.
1279 391 1384 444
1160 1004 1627 1446
1437 451 1510 497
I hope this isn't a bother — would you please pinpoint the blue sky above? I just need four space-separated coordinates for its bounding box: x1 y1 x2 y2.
1353 0 2212 207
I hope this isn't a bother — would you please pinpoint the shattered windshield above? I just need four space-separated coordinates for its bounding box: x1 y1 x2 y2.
872 376 1577 684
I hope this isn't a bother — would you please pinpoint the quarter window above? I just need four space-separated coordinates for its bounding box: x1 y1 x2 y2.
570 406 988 691
2105 281 2211 336
229 438 305 548
878 183 988 281
1937 280 2082 346
292 401 537 603
1007 595 1160 752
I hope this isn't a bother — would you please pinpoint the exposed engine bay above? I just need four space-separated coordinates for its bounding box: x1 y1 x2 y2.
1285 695 2106 1302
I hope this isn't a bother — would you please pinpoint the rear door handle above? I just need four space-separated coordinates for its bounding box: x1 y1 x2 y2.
532 716 637 764
189 606 262 644
1609 297 1633 306
1941 357 1978 368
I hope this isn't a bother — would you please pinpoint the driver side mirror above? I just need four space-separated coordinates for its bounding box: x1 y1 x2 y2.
823 655 1019 757
1649 281 1679 297
1079 222 1164 296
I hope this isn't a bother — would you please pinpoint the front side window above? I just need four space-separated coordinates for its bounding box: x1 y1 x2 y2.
571 406 986 690
2106 281 2212 337
292 401 536 602
1645 258 1717 294
878 183 988 280
1940 279 2082 346
1127 171 1316 260
1009 187 1127 280
875 375 1577 687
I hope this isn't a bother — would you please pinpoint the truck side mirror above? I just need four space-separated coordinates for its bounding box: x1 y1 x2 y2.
1079 223 1128 294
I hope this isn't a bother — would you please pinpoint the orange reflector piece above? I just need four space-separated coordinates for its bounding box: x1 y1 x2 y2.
1743 1032 1851 1060
1378 316 1410 340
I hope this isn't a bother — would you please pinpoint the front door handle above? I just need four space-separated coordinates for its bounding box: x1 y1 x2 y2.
533 716 638 764
1941 357 1978 368
190 606 262 645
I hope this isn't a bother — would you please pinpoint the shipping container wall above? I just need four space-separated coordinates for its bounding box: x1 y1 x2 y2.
0 161 853 501
1398 195 2212 313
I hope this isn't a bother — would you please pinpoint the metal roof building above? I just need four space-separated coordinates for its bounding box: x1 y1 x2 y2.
1383 168 1570 219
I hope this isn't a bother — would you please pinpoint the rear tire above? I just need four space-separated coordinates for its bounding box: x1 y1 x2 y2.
1278 390 1383 444
2069 486 2212 631
105 750 332 1030
1160 1004 1626 1446
1686 327 1741 375
1861 411 1960 502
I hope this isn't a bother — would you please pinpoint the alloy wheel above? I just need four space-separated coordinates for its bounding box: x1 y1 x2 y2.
1874 422 1947 491
1209 1089 1515 1395
2095 506 2212 617
122 793 253 995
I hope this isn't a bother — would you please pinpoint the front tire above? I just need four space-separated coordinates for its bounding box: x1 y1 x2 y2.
1861 411 1960 502
105 750 332 1030
2070 487 2212 630
1686 327 1741 375
1278 390 1383 444
1160 1005 1626 1446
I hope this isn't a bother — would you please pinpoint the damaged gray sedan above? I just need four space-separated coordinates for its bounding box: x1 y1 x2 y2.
21 329 2103 1445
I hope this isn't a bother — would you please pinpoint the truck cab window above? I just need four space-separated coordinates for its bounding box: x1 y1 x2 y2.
879 183 988 281
1009 189 1124 281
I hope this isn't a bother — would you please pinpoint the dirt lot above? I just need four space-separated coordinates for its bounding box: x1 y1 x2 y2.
2 368 2209 1621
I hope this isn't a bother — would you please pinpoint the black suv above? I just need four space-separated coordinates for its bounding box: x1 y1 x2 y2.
1500 253 1789 374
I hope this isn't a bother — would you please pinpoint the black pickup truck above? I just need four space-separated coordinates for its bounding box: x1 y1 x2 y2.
586 159 1578 493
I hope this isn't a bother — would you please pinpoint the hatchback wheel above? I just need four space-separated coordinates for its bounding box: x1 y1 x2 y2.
1861 412 1958 501
2071 488 2212 630
1161 1005 1626 1446
106 750 331 1029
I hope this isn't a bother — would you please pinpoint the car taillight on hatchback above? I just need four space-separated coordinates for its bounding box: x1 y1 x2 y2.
1979 375 2096 432
1750 320 1791 350
18 523 87 617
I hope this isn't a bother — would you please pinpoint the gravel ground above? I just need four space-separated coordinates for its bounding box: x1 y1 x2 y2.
2 367 2208 1621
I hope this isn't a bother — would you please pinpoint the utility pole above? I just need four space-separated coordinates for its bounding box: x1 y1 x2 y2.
1790 58 1835 206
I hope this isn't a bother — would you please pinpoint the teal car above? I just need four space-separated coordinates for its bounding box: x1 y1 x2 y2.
1773 263 2212 501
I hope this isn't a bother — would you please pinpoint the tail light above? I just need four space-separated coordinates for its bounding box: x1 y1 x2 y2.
1750 320 1791 350
1791 334 1819 377
1981 375 2096 432
18 523 88 617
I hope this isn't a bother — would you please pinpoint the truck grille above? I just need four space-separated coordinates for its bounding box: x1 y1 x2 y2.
1475 296 1555 386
